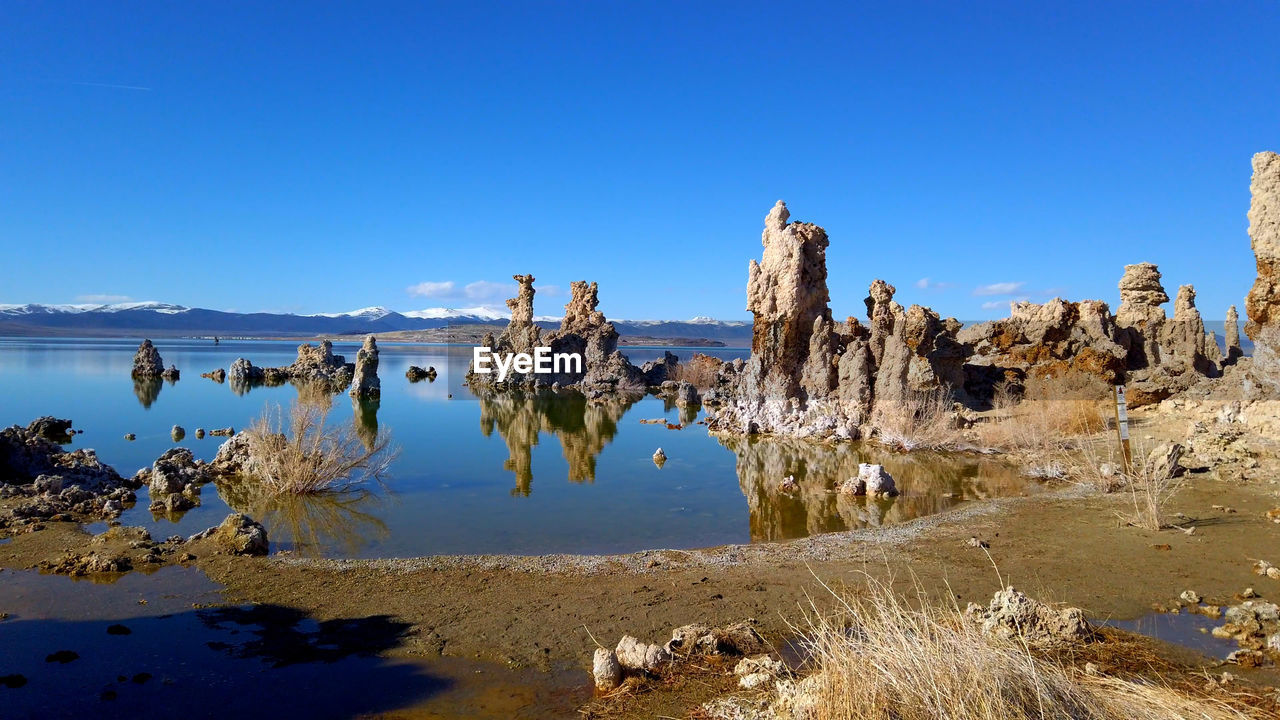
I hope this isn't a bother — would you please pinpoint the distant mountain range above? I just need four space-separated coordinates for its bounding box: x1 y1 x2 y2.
0 302 754 346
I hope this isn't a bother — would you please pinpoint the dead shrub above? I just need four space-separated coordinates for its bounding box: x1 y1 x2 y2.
670 353 724 391
872 385 963 451
977 371 1109 452
242 402 396 495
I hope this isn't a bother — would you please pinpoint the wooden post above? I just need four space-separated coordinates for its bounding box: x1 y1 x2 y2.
1113 385 1132 472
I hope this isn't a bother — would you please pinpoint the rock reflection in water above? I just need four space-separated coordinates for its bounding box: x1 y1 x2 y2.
215 475 389 557
132 376 163 408
352 396 381 452
474 388 640 496
721 435 1029 541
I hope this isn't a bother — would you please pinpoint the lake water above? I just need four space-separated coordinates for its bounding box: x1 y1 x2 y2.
0 337 1034 558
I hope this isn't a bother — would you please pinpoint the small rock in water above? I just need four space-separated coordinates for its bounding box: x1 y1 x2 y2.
106 624 131 635
1180 590 1202 605
45 650 79 664
1 674 27 688
124 433 136 441
171 425 185 442
195 428 205 439
652 448 666 468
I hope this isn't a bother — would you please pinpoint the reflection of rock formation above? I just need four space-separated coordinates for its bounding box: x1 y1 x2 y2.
475 388 640 495
351 397 380 452
214 475 388 557
132 376 163 408
719 434 1025 542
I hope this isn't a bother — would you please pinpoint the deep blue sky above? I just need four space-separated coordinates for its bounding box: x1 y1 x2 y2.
2 2 1277 321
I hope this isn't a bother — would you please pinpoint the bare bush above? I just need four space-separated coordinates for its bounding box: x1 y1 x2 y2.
242 402 396 495
669 353 724 391
976 371 1109 452
873 386 963 451
780 575 1258 720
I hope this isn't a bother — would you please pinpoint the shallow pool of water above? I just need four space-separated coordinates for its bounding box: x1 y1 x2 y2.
1 337 1036 557
0 567 587 719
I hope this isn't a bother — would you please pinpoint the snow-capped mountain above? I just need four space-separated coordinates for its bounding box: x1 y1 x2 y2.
0 301 190 315
0 302 753 344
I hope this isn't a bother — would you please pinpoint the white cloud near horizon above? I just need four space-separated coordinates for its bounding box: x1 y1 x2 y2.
464 280 518 301
915 277 954 291
76 294 132 303
981 296 1030 311
973 281 1026 296
406 281 456 298
407 279 563 306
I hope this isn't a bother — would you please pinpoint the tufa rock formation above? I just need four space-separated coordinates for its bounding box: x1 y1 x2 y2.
228 341 355 395
349 336 380 398
1247 151 1280 394
1246 151 1280 340
1225 305 1243 363
467 277 648 391
131 340 164 378
712 200 1230 441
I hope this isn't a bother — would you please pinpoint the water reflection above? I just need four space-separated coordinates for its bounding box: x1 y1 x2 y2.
353 397 380 452
215 476 390 557
720 435 1030 541
474 388 640 495
132 376 163 408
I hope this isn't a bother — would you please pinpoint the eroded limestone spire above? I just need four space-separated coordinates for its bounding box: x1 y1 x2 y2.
1246 151 1279 340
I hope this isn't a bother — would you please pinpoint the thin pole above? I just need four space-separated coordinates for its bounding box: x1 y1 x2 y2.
1114 385 1132 473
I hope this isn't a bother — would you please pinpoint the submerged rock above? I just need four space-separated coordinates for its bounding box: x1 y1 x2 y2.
652 447 666 468
193 513 269 556
25 416 73 443
838 463 898 497
201 368 227 383
406 365 437 382
131 340 164 378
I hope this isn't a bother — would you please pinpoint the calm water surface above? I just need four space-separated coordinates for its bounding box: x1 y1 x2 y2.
0 337 1035 558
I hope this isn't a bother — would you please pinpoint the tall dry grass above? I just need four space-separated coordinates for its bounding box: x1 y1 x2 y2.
976 372 1109 452
872 385 962 451
781 576 1259 720
242 402 396 495
1073 438 1187 531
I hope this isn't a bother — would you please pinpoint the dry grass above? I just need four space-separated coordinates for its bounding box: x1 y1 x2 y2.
669 353 724 391
976 372 1109 452
1073 439 1187 530
242 402 396 495
781 576 1260 720
872 385 962 451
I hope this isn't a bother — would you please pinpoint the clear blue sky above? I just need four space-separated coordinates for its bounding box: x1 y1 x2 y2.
2 1 1277 322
